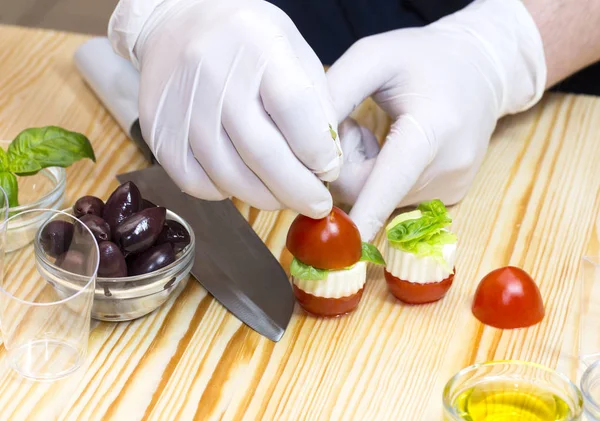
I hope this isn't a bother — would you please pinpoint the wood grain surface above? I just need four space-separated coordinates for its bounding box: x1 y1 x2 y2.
0 25 598 420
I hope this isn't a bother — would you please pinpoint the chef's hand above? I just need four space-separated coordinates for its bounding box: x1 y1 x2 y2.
327 0 547 241
108 0 341 218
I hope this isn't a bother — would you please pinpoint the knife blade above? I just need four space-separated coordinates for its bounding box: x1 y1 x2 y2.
74 37 294 341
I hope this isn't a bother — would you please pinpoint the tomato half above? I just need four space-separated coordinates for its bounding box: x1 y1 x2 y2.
472 266 544 329
293 285 364 317
384 269 454 304
286 206 361 270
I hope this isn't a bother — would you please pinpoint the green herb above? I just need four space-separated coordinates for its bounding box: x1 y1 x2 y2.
0 171 18 208
0 126 95 206
290 257 329 281
290 243 385 281
360 242 385 265
386 199 456 270
329 124 337 141
0 148 9 171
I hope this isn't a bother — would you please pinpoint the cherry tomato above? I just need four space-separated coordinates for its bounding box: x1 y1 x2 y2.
472 266 544 329
286 206 361 270
384 270 454 304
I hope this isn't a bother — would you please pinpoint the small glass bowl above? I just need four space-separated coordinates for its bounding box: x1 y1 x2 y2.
52 209 195 321
443 360 583 420
1 140 66 252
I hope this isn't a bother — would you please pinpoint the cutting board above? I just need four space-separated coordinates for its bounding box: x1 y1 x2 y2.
0 25 598 420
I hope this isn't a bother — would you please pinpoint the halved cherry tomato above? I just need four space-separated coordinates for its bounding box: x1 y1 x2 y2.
472 266 544 329
384 269 454 304
293 285 364 317
286 206 361 270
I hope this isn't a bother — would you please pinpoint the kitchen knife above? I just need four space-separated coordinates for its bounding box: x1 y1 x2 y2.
74 37 294 342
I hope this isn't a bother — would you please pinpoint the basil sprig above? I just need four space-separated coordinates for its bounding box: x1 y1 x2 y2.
0 126 95 207
290 242 385 281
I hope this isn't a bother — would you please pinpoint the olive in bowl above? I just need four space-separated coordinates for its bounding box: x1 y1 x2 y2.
53 182 196 321
70 184 191 278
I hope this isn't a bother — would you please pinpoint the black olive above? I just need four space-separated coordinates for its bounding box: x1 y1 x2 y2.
55 249 85 275
40 220 74 257
128 243 175 276
113 207 166 254
73 196 104 218
79 214 111 243
98 241 127 278
156 220 191 254
102 181 142 231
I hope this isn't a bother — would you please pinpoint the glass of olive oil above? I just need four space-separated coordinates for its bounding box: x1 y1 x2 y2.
443 360 583 421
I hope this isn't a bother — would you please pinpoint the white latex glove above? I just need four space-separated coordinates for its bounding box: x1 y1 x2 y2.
108 0 341 218
327 0 547 241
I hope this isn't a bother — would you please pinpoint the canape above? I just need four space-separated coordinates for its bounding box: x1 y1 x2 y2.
286 206 385 317
384 200 457 304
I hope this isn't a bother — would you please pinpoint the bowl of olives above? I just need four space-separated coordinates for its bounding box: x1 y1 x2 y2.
53 181 195 321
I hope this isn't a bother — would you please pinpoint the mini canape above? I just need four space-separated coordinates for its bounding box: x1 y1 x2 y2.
286 206 385 317
384 200 457 304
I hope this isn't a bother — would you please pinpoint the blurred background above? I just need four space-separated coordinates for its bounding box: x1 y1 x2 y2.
0 0 118 35
0 0 596 95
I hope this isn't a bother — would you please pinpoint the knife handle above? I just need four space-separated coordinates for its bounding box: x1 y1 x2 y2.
130 119 157 164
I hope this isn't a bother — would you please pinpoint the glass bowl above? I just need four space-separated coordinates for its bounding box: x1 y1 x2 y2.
1 140 66 252
581 360 600 420
443 360 583 420
51 209 195 321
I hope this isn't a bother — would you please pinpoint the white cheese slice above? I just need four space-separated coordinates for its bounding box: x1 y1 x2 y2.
385 242 456 284
292 262 366 299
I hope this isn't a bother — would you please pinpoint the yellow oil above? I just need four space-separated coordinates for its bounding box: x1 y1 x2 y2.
450 381 575 421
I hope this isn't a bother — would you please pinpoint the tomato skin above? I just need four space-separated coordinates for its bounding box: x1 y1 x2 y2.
472 266 544 329
286 206 362 270
384 269 454 304
293 285 364 317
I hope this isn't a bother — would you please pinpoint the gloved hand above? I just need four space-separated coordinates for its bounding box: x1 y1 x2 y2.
108 0 341 218
327 0 547 241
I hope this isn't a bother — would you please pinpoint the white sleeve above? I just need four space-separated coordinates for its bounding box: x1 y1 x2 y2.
107 0 167 69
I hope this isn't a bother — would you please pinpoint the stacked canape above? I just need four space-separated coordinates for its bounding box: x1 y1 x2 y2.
383 200 457 304
286 206 385 317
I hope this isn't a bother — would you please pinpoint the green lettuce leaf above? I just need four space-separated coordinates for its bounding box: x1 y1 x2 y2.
8 126 96 176
417 199 448 216
360 242 385 265
386 199 456 269
290 258 329 281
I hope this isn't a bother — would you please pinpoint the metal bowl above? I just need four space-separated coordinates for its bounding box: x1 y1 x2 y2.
52 209 195 321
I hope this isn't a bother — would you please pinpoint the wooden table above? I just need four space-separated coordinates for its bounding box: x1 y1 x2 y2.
0 24 599 420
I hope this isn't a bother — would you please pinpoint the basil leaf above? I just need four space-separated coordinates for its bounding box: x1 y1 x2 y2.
0 148 9 172
290 258 328 281
360 242 385 265
0 171 19 207
8 126 96 176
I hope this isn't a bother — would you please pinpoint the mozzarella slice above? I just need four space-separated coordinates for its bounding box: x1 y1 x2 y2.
292 262 366 299
385 242 456 284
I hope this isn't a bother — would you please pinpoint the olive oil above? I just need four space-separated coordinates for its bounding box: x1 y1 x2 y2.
451 381 576 421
